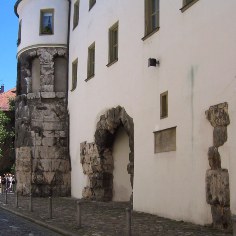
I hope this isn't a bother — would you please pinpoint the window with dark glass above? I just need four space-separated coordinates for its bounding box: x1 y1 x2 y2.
71 59 78 91
40 9 54 35
87 43 95 79
108 22 118 65
181 0 199 12
17 20 22 46
160 91 168 119
89 0 96 10
73 0 80 29
145 0 159 36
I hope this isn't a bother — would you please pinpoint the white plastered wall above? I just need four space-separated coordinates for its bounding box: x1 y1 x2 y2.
68 0 236 225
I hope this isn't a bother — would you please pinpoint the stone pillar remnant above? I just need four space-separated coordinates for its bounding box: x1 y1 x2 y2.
205 102 231 229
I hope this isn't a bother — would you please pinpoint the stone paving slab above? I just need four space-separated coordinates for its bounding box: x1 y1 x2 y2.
0 193 232 236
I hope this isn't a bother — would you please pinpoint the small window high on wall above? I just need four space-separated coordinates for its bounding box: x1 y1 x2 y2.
17 20 22 46
87 42 95 80
71 59 78 91
40 9 54 35
89 0 96 10
108 22 118 66
160 91 168 119
144 0 159 37
181 0 199 12
73 0 80 29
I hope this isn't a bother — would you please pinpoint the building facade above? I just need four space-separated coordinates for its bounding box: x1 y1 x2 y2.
15 0 236 229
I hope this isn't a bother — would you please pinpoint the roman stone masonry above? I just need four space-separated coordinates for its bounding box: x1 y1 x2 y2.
80 106 134 202
205 102 231 229
15 47 71 197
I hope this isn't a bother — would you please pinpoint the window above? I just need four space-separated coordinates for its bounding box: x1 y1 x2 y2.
144 0 159 37
89 0 96 10
87 43 95 80
71 59 78 91
160 91 168 119
108 22 118 65
17 20 22 46
181 0 199 12
40 9 54 35
73 0 80 29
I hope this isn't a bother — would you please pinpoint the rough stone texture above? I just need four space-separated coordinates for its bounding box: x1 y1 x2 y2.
205 103 231 230
208 146 221 170
15 47 70 197
81 106 134 202
206 169 230 207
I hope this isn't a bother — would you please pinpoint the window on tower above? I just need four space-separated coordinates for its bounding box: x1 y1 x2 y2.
40 9 54 35
17 20 22 46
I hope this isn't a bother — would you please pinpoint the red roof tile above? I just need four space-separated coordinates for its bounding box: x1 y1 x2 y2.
0 88 16 111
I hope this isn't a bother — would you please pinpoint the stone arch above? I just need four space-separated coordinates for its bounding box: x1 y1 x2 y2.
81 106 134 202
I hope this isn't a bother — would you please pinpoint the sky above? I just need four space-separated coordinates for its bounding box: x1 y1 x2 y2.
0 1 18 91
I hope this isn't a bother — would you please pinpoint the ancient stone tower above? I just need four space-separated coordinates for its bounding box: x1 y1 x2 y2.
14 0 71 196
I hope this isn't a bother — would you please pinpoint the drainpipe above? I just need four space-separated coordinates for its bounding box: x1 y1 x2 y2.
66 0 72 171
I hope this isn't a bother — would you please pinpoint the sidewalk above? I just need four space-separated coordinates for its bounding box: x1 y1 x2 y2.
0 193 232 236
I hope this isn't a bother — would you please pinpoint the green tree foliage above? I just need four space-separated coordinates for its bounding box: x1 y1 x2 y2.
0 97 15 175
0 111 10 157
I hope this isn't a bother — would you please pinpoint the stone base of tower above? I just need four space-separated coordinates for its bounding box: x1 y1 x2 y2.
15 93 71 196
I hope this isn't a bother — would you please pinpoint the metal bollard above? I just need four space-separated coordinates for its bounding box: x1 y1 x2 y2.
29 193 33 212
126 208 131 236
76 200 82 228
5 189 7 204
49 197 52 219
15 192 19 208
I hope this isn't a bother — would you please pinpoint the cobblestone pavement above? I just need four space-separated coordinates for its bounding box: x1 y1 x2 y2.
0 193 232 236
0 208 61 236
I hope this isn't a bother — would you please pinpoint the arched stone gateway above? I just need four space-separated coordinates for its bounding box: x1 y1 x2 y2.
80 106 134 202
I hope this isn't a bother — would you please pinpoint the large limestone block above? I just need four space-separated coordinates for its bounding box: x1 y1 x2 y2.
211 205 231 229
206 169 230 207
208 146 221 169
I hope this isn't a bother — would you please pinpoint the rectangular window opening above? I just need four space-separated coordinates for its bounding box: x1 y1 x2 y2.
73 0 80 29
40 9 54 35
17 20 22 46
87 42 95 80
89 0 96 10
160 91 168 119
144 0 159 37
71 59 78 91
181 0 200 12
108 22 119 65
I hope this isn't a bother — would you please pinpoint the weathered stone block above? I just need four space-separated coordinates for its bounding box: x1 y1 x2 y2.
41 92 56 99
42 137 56 147
56 92 66 98
27 92 41 99
51 160 70 172
205 102 230 128
82 187 94 199
213 126 228 147
41 85 54 92
206 169 230 206
211 205 232 229
43 122 64 131
208 146 221 169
